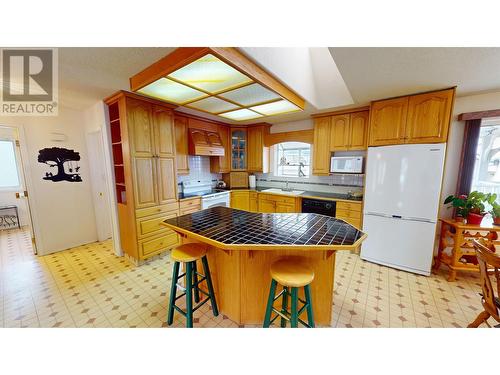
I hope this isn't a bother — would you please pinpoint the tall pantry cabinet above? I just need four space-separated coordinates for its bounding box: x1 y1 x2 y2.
105 91 180 264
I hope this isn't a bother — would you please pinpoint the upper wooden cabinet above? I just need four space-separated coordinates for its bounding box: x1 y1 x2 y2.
405 89 454 144
153 106 175 158
369 88 455 146
127 99 155 157
247 125 269 173
210 125 231 174
349 111 369 150
329 114 350 151
231 128 247 171
174 116 189 175
329 111 369 151
369 97 409 146
312 116 332 175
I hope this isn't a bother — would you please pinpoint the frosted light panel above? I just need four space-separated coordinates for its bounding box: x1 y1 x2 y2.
219 83 281 106
168 54 253 94
138 78 207 104
187 97 240 113
0 140 20 188
219 109 263 121
250 99 301 116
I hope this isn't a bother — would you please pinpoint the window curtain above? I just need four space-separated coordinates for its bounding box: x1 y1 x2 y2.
456 119 482 195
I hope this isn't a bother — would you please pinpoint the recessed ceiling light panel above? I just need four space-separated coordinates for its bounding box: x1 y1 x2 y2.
250 99 301 116
218 83 281 106
138 78 207 104
186 96 240 114
168 54 253 94
219 108 263 121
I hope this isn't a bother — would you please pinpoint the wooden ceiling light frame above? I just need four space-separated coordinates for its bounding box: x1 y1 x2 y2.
129 47 306 118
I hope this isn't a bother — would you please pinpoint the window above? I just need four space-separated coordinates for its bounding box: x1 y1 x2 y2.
470 119 500 202
0 140 21 189
274 142 310 178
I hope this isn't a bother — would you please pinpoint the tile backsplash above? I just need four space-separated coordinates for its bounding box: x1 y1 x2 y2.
177 156 221 186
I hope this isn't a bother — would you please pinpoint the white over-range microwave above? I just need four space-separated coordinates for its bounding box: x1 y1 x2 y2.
330 156 363 174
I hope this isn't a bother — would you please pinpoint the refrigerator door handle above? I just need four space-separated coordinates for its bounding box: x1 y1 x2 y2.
364 212 392 218
401 216 436 224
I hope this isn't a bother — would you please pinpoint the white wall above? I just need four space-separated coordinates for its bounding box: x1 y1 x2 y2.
440 91 500 218
0 105 98 255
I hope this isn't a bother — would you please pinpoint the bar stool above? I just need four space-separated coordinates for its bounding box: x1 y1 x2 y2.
167 243 218 328
263 257 315 328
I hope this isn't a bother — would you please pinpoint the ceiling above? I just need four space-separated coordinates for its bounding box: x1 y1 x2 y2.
328 47 500 105
57 47 500 124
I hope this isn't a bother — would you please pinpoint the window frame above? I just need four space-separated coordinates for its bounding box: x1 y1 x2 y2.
0 139 22 191
273 141 311 179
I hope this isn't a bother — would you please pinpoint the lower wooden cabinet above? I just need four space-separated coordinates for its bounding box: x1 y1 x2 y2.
335 201 363 229
179 197 201 215
258 193 298 213
231 191 250 211
249 192 258 212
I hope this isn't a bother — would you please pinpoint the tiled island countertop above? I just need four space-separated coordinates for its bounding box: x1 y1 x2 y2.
164 207 365 250
162 207 366 325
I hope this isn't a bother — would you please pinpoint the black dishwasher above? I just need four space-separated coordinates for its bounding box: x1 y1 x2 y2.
301 198 336 217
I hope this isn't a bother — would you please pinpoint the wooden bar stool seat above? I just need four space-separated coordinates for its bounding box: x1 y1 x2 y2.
167 243 218 328
263 257 315 328
171 243 207 262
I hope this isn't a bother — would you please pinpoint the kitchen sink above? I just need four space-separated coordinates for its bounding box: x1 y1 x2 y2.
262 188 305 196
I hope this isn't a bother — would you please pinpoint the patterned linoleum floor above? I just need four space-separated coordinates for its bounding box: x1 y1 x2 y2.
0 228 496 328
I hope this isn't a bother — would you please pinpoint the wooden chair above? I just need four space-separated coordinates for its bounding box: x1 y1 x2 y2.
467 239 500 328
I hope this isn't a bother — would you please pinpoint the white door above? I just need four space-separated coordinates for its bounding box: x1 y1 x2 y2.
364 144 446 220
87 130 112 241
361 214 437 275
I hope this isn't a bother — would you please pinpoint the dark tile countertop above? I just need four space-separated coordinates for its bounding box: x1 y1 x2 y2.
163 206 366 250
223 187 363 202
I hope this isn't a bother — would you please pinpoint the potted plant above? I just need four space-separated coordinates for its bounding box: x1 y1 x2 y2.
444 191 497 225
490 202 500 225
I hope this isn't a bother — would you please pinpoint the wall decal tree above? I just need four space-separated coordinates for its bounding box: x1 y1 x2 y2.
37 147 82 182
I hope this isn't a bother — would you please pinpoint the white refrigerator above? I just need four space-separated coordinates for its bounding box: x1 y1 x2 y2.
360 143 446 275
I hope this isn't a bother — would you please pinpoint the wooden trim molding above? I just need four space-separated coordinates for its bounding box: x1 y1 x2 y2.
104 90 177 109
264 129 314 146
458 109 500 121
456 119 482 195
311 106 370 118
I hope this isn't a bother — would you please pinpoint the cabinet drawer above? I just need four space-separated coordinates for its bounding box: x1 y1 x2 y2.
337 216 362 229
179 198 201 210
336 209 361 219
139 232 178 258
336 201 362 212
136 202 178 218
180 207 200 216
260 193 295 205
136 211 178 238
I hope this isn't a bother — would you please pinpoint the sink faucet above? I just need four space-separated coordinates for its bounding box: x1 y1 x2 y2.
283 180 292 191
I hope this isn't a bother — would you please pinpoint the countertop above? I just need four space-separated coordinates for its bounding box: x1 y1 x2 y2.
163 206 366 251
226 187 363 202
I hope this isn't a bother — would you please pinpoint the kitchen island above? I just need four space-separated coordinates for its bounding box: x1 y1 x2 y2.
162 207 366 325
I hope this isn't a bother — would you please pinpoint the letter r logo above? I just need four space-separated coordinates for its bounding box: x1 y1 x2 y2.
2 49 53 102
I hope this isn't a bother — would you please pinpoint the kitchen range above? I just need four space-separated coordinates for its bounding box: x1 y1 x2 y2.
179 181 230 209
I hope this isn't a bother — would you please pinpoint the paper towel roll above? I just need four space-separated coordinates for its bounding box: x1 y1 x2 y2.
249 175 256 188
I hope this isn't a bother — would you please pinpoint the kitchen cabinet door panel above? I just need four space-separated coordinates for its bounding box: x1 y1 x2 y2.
349 111 369 150
369 97 408 146
154 106 175 157
174 116 189 174
405 89 454 144
132 157 157 209
128 99 154 157
312 117 331 175
330 114 350 151
156 157 177 205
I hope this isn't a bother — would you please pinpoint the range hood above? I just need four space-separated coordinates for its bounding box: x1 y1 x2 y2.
188 128 225 156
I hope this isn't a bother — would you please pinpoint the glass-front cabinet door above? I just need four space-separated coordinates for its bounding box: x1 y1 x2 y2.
231 128 247 170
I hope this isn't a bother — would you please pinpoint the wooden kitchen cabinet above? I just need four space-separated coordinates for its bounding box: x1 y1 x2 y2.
174 116 189 174
335 201 363 229
210 125 231 173
329 114 350 151
105 91 179 263
247 125 270 173
249 191 258 212
312 116 331 175
405 89 454 144
369 97 409 146
231 191 250 211
258 193 297 213
330 111 369 151
231 128 247 170
369 88 455 146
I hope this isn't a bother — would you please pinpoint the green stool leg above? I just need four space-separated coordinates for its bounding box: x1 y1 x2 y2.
185 262 193 328
167 261 180 325
290 287 298 328
192 261 200 303
201 255 219 316
280 286 288 328
304 284 315 328
263 279 278 328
